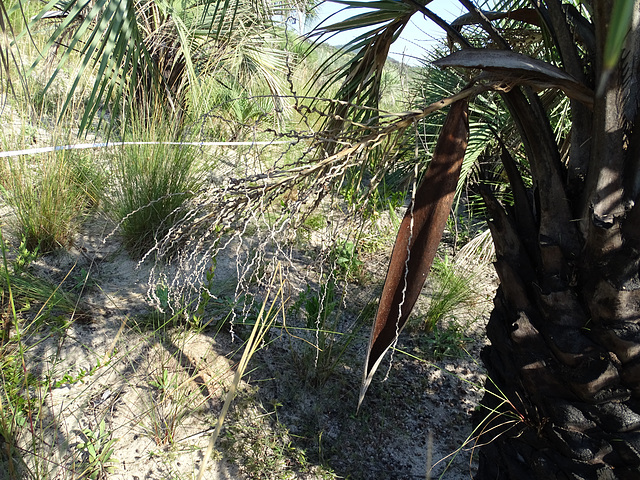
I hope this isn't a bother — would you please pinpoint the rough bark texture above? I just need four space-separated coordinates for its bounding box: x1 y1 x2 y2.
475 240 640 479
474 2 640 477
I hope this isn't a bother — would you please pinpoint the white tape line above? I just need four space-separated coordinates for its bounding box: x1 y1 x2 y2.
0 140 296 158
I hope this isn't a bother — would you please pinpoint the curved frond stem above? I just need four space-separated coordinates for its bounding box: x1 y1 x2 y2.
458 0 511 49
403 0 473 50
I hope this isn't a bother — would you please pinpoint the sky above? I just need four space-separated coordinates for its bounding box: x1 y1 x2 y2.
305 0 468 65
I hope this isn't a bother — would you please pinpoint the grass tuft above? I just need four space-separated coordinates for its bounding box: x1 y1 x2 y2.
107 118 206 258
421 255 479 333
2 149 95 253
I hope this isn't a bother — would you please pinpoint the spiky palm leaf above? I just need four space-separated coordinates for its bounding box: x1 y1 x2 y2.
318 0 640 478
31 0 288 132
309 0 420 151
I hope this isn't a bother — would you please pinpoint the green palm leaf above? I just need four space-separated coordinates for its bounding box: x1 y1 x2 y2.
311 0 426 139
599 0 635 94
31 0 283 133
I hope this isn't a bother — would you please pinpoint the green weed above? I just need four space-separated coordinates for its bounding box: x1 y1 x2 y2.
304 214 327 231
144 366 194 447
53 360 103 388
288 281 363 387
75 419 118 480
193 260 217 324
420 321 474 360
294 213 328 245
330 240 363 281
11 236 37 276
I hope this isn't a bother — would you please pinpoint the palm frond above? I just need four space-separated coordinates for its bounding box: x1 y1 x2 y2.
31 0 280 133
359 99 469 408
32 0 152 132
433 49 594 107
310 0 423 145
599 0 635 93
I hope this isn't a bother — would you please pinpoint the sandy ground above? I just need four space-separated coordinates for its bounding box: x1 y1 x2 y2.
4 207 497 480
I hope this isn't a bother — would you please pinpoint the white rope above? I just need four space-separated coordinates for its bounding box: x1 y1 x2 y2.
0 140 296 158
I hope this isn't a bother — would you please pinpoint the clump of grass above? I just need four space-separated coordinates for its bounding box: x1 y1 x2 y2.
67 153 107 210
405 255 481 359
2 148 95 253
289 281 339 386
288 280 366 387
107 118 205 258
0 267 81 320
0 234 82 324
143 363 202 447
419 255 479 333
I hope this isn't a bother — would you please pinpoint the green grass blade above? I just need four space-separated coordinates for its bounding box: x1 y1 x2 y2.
598 0 635 94
603 0 635 70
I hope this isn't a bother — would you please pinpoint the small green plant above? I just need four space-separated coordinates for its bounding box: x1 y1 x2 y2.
12 236 38 275
330 240 363 280
370 178 407 214
69 267 97 293
289 280 362 387
75 419 118 480
155 283 171 312
194 260 217 323
149 367 175 394
53 360 103 388
294 213 328 245
419 255 478 333
137 284 203 333
303 213 327 231
421 321 474 360
145 366 188 446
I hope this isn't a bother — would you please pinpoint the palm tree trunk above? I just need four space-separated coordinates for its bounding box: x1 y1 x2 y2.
476 261 640 479
474 89 640 480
